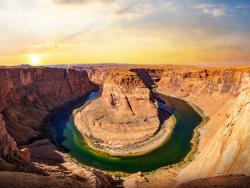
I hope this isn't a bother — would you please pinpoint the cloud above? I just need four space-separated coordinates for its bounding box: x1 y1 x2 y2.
114 4 154 20
54 0 115 4
236 4 250 9
113 1 172 20
197 4 226 17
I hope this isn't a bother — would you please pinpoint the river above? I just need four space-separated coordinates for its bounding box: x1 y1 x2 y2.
51 91 202 173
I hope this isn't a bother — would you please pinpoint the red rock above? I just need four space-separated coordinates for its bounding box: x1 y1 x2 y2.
20 148 31 162
0 68 97 145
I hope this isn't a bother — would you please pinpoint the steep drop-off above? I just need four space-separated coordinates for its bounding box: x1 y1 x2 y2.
0 66 249 188
158 68 250 176
124 66 250 187
74 71 175 156
0 67 115 187
0 68 97 145
0 114 33 172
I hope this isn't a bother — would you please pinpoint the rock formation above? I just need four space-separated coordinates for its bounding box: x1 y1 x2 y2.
74 71 175 156
0 113 19 170
0 113 39 173
110 66 250 187
0 68 97 145
0 67 114 187
176 175 250 188
19 148 31 161
0 171 114 188
0 65 250 188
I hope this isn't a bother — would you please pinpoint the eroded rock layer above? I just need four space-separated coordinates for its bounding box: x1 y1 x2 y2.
74 71 174 156
0 67 115 187
0 114 32 172
0 68 97 145
0 65 250 188
124 66 250 187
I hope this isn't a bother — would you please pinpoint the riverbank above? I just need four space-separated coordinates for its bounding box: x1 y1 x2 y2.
51 91 204 172
77 114 177 157
72 88 178 157
72 86 180 157
155 89 209 168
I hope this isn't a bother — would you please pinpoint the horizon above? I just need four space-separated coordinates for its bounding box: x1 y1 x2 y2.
2 62 250 69
0 0 250 66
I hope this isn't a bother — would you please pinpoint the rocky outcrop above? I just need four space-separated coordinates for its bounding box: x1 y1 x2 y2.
0 114 36 172
0 114 17 162
0 68 97 145
157 67 243 98
0 113 18 171
86 67 163 87
1 65 250 188
74 71 175 156
0 67 98 171
0 67 114 187
103 66 250 187
177 175 250 188
19 148 31 161
86 68 110 85
0 171 114 188
101 72 158 118
156 66 250 185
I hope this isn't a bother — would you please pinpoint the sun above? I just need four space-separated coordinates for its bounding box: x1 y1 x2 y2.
28 54 42 66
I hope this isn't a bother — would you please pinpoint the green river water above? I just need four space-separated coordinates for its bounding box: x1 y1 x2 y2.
51 92 203 173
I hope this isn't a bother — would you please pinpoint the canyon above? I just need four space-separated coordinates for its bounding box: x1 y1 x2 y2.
0 68 113 187
0 65 250 187
74 71 175 156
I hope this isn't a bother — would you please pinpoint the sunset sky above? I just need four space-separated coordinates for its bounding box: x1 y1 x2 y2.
0 0 250 66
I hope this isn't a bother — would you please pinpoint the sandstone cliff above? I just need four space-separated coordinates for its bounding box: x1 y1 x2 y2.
176 174 250 188
0 68 97 145
0 171 114 188
0 113 22 171
0 67 115 187
118 66 250 187
1 66 250 188
157 67 250 185
74 71 175 156
0 112 40 173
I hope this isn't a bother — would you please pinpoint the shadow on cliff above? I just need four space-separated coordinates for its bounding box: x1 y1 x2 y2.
130 68 174 125
130 69 155 89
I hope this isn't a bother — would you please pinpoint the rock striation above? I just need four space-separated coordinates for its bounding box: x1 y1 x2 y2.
1 65 250 188
0 67 114 187
74 71 175 156
0 67 98 168
0 114 36 172
155 66 250 186
0 68 97 145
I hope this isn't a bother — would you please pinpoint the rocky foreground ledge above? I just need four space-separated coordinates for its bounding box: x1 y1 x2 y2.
74 71 176 156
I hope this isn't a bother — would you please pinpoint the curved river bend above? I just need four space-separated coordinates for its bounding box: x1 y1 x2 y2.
51 92 202 173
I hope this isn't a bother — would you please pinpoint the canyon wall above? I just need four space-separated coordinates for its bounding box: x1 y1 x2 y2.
0 66 249 187
156 67 250 185
74 71 168 156
0 68 97 145
0 113 29 171
77 66 250 186
86 67 250 178
0 67 97 171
